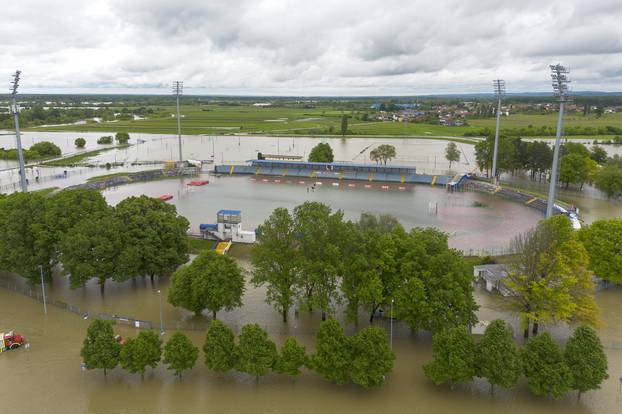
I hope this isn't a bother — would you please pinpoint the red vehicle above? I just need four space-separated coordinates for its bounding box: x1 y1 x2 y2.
1 331 26 352
158 194 173 201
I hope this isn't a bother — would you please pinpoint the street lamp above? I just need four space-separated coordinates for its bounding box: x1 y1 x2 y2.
157 289 164 335
390 298 394 350
546 64 571 218
39 265 47 316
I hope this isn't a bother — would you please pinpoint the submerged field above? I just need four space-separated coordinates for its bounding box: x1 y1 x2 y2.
29 104 622 139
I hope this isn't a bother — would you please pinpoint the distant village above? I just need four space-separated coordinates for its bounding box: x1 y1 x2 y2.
367 101 620 127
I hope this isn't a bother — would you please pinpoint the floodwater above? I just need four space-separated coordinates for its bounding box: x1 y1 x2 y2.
1 132 622 412
0 130 477 175
101 174 541 254
2 277 622 414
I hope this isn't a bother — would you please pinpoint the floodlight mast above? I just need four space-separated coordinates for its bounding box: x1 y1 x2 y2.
546 64 570 218
172 81 184 163
10 71 28 192
491 79 505 184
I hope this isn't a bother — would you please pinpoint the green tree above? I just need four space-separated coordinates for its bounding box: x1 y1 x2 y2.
370 144 396 165
0 192 55 283
97 135 113 144
45 189 109 248
394 228 478 333
521 333 572 398
59 211 126 292
308 143 334 162
580 219 622 283
119 330 162 380
251 207 299 322
505 215 600 338
350 326 395 388
445 142 461 169
311 318 351 385
75 137 86 148
235 324 277 381
29 141 61 157
163 332 199 379
357 212 401 233
594 165 622 198
590 145 608 165
559 153 591 189
115 195 189 281
564 325 608 400
80 319 121 377
115 132 130 144
423 326 476 389
203 320 237 373
168 250 244 318
475 320 521 395
293 202 344 320
340 115 348 136
274 337 307 377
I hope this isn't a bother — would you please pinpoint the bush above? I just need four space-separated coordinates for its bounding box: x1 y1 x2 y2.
74 137 86 148
97 136 113 145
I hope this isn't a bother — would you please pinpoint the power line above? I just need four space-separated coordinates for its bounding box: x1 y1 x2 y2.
9 70 27 192
546 64 571 218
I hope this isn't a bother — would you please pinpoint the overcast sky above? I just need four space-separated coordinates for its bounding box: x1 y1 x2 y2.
2 0 621 95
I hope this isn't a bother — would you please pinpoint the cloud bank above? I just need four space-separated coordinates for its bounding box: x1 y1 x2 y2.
1 0 621 95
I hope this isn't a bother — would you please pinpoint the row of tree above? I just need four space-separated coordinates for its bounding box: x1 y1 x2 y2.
81 317 395 388
425 321 608 400
307 142 397 165
0 190 189 291
474 136 621 192
466 125 622 138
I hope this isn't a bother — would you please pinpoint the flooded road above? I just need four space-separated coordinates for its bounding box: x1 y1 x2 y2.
2 283 622 414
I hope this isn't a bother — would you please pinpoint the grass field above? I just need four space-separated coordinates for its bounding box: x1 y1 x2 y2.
28 104 622 139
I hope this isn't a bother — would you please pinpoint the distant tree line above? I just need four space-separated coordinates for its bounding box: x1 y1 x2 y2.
466 125 622 137
81 317 395 388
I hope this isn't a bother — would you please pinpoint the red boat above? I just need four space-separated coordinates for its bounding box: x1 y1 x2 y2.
1 331 25 352
188 180 209 186
158 194 173 201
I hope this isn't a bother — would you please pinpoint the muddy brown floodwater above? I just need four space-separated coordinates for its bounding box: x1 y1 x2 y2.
2 283 622 414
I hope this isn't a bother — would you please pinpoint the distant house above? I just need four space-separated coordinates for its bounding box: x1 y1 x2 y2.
253 102 272 107
473 264 515 296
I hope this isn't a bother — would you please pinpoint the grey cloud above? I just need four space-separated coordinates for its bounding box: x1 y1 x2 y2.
0 0 620 94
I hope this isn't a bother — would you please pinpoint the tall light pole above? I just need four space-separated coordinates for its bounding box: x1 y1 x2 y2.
546 64 571 218
172 81 184 164
39 265 47 316
491 79 505 184
157 289 164 335
10 71 27 192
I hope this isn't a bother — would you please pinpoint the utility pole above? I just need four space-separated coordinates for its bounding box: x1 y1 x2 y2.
390 298 394 350
172 81 184 164
10 71 27 192
157 289 164 335
491 79 505 184
39 265 47 316
546 64 570 218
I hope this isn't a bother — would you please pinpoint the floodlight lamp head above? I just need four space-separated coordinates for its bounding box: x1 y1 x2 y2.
550 64 570 101
10 70 21 97
493 79 506 98
172 80 184 96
